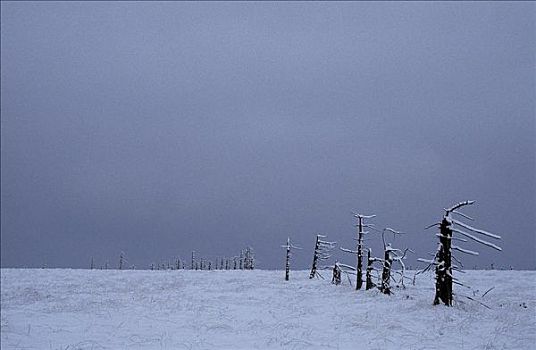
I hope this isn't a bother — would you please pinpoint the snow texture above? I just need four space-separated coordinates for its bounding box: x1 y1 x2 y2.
1 269 535 349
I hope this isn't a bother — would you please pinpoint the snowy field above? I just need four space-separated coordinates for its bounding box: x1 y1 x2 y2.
1 269 535 350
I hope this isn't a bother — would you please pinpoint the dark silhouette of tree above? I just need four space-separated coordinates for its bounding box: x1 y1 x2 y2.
309 234 336 279
332 262 342 285
118 252 125 270
282 237 301 281
341 213 376 290
417 201 502 306
366 248 383 290
243 247 255 270
378 228 410 295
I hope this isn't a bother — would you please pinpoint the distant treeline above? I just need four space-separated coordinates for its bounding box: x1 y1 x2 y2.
89 247 255 271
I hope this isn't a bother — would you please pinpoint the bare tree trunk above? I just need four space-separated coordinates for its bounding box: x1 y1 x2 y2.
434 218 453 306
309 236 320 279
380 248 392 295
285 247 290 281
332 263 341 285
366 249 374 290
356 217 363 290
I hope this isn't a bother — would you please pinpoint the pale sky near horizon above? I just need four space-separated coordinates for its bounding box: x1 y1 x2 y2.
1 2 534 270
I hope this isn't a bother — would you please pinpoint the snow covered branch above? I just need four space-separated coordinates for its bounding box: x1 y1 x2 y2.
451 219 501 240
452 245 479 256
445 200 475 213
451 228 502 251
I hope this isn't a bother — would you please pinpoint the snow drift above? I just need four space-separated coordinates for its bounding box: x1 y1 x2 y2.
1 269 534 349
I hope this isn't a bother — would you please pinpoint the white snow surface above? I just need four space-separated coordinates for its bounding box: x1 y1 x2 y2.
1 269 535 350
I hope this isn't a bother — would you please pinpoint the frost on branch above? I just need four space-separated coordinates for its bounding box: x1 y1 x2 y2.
332 262 342 285
379 228 410 294
309 234 336 279
366 248 383 290
340 213 376 290
421 200 503 307
282 237 302 281
243 247 255 270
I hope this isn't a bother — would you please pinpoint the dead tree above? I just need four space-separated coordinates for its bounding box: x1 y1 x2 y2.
282 237 302 281
341 213 376 290
366 249 374 289
378 228 410 294
118 252 125 270
309 234 336 279
243 247 255 270
380 246 393 294
366 248 383 290
90 257 95 270
191 251 195 270
418 201 502 306
332 262 342 285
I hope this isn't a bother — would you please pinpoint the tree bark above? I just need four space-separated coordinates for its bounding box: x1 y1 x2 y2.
434 218 453 306
285 247 290 281
366 249 375 290
309 236 320 279
356 217 363 290
380 249 392 295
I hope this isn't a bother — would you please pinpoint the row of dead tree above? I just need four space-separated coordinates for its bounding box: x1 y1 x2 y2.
175 247 256 271
283 201 502 306
91 247 255 271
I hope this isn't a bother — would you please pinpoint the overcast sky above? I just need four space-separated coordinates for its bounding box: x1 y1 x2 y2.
1 2 534 270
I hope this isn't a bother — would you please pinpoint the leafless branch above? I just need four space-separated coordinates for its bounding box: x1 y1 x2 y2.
452 228 502 251
338 263 356 271
445 200 475 213
482 286 495 298
464 295 492 309
451 254 464 267
451 210 474 221
451 219 501 240
452 245 479 256
425 222 441 230
353 213 377 219
435 233 468 242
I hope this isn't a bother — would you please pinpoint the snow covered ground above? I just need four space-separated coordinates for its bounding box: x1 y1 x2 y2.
1 268 534 350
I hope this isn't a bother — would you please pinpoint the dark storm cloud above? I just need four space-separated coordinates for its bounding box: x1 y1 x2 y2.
1 2 534 269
